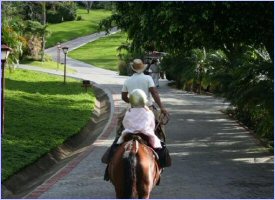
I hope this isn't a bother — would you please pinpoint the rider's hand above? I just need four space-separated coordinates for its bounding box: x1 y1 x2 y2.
160 107 169 117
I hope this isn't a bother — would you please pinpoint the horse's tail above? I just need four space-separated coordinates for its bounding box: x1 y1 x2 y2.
123 140 138 198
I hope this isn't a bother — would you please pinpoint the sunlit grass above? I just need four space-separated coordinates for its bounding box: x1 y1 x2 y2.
2 69 95 181
69 31 128 71
46 9 112 48
21 59 76 73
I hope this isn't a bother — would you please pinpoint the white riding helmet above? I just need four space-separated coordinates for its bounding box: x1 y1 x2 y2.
129 89 148 108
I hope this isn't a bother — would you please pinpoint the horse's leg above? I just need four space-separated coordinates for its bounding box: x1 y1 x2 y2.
115 187 124 199
137 165 152 199
137 147 159 199
139 190 150 199
137 178 151 199
112 169 126 198
109 149 126 199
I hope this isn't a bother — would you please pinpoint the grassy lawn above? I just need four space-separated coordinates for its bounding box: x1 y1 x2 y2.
21 59 76 73
69 31 128 71
2 69 95 181
46 9 112 48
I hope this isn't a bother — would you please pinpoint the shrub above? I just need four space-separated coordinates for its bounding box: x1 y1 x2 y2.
46 2 77 23
118 60 128 75
58 2 77 22
28 36 42 60
92 2 113 10
76 15 82 21
1 21 24 68
47 10 62 23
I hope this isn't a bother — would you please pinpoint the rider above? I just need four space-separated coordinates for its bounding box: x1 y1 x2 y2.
117 89 162 149
102 58 171 180
121 58 168 117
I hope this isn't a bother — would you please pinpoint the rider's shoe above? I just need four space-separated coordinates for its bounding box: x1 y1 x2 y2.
102 138 120 181
155 142 171 168
104 165 110 181
101 137 120 164
101 147 111 164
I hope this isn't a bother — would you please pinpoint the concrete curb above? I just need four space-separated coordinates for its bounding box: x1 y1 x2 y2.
1 82 112 199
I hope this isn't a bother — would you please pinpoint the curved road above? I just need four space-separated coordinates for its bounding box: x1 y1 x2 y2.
20 29 273 199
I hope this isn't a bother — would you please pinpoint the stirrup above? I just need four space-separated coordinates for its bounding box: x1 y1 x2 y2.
101 147 111 164
104 165 110 181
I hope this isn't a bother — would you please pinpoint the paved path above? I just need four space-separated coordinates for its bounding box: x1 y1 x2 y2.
20 30 273 199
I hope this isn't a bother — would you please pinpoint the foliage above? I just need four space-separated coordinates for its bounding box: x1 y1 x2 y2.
92 1 114 10
161 53 195 90
77 1 93 14
13 1 77 23
1 2 52 62
225 46 273 140
2 69 95 181
23 20 50 60
101 2 273 60
58 1 77 22
20 2 43 22
45 2 77 23
118 60 128 76
76 15 83 21
1 21 25 68
101 2 274 142
46 10 63 23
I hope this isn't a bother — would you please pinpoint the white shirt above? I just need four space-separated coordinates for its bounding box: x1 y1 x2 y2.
122 73 155 105
116 107 162 148
149 63 160 73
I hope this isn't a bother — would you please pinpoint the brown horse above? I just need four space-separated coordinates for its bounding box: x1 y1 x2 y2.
108 134 161 199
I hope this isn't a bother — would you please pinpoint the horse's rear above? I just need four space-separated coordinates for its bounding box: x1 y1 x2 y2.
108 136 161 199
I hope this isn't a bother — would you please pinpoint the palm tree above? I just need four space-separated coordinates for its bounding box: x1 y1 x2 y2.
191 47 207 94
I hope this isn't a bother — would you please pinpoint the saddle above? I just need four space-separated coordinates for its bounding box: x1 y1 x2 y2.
122 133 159 160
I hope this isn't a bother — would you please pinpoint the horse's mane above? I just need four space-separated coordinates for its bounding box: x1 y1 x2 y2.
123 150 138 198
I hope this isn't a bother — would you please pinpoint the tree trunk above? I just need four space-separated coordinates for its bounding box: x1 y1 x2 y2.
41 2 46 62
198 66 203 94
85 1 93 14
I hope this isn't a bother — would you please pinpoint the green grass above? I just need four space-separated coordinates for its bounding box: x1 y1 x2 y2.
69 31 128 71
21 59 76 73
46 9 112 48
2 69 95 181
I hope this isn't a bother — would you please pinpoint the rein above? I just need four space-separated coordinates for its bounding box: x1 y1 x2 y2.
155 112 169 131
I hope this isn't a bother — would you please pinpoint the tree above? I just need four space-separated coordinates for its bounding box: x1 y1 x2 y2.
1 1 50 63
101 2 273 62
191 48 208 94
83 1 93 14
41 1 46 62
100 1 274 141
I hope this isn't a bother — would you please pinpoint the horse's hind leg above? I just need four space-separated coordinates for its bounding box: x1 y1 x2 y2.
115 187 124 199
138 184 151 199
139 191 150 199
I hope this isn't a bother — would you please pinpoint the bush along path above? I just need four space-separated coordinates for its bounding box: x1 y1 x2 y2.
3 30 274 199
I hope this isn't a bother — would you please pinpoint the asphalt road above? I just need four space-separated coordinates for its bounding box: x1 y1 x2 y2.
21 30 273 199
